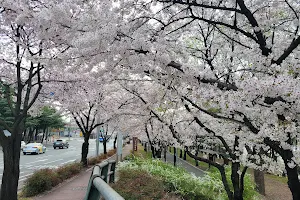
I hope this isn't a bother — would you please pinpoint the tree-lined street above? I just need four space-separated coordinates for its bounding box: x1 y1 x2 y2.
1 0 300 199
0 137 113 189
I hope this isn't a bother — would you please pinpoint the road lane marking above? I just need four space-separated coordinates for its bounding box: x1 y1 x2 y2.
60 159 76 165
43 159 63 165
26 159 48 164
19 173 33 181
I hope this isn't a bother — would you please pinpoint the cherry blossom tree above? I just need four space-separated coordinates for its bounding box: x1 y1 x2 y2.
111 0 300 199
0 0 120 198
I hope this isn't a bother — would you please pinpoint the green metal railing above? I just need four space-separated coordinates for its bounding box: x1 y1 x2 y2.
84 160 124 200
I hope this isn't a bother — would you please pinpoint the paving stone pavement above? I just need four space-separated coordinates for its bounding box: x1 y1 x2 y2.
33 144 132 200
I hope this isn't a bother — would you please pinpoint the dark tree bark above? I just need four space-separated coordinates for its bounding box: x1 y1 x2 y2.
164 146 167 162
41 127 46 143
22 129 27 141
155 149 161 158
103 139 107 154
173 147 176 166
183 150 187 160
144 142 147 151
254 169 265 195
0 130 22 200
81 137 89 166
113 135 117 149
282 150 300 200
195 149 199 166
151 146 155 158
27 128 34 143
231 162 242 200
179 149 183 158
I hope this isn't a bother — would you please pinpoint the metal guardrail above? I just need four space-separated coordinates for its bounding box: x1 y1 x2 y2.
84 160 124 200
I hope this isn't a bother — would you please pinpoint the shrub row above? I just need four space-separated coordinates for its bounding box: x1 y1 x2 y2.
21 148 117 197
21 163 83 197
112 169 167 200
88 149 116 165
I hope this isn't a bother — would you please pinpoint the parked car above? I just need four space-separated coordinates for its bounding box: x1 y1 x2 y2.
23 143 46 155
21 141 26 151
53 139 69 149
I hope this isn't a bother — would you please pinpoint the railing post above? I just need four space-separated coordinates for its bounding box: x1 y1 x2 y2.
84 166 101 200
108 160 116 183
100 163 109 182
85 160 122 200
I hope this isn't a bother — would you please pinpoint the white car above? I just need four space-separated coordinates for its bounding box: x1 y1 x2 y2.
21 141 26 151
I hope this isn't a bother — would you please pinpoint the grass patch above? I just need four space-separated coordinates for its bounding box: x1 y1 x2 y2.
119 157 224 200
266 173 288 184
119 156 260 200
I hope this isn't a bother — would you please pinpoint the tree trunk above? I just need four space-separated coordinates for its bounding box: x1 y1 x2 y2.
144 142 147 151
27 128 34 143
113 135 117 149
183 150 187 160
195 149 199 166
231 162 243 200
0 135 21 200
41 128 46 144
34 127 38 141
218 166 234 200
254 169 265 195
45 128 49 142
151 146 155 158
179 149 183 158
164 146 166 162
22 129 27 141
103 140 107 154
283 152 300 200
156 149 161 158
81 138 89 166
173 147 176 166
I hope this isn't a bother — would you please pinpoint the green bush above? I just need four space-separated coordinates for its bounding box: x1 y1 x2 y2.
22 168 59 197
112 169 165 200
56 162 83 180
22 163 83 197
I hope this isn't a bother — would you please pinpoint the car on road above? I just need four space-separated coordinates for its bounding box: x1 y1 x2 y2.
23 143 46 155
53 139 69 149
21 141 26 151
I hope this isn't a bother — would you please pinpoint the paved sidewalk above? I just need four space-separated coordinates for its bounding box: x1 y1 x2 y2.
33 145 132 200
164 151 205 177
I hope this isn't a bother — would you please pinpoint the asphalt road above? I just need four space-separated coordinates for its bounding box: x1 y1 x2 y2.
0 137 114 189
165 151 205 177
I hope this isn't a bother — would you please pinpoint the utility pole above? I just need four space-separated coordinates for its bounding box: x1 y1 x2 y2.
96 116 100 156
116 132 123 164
